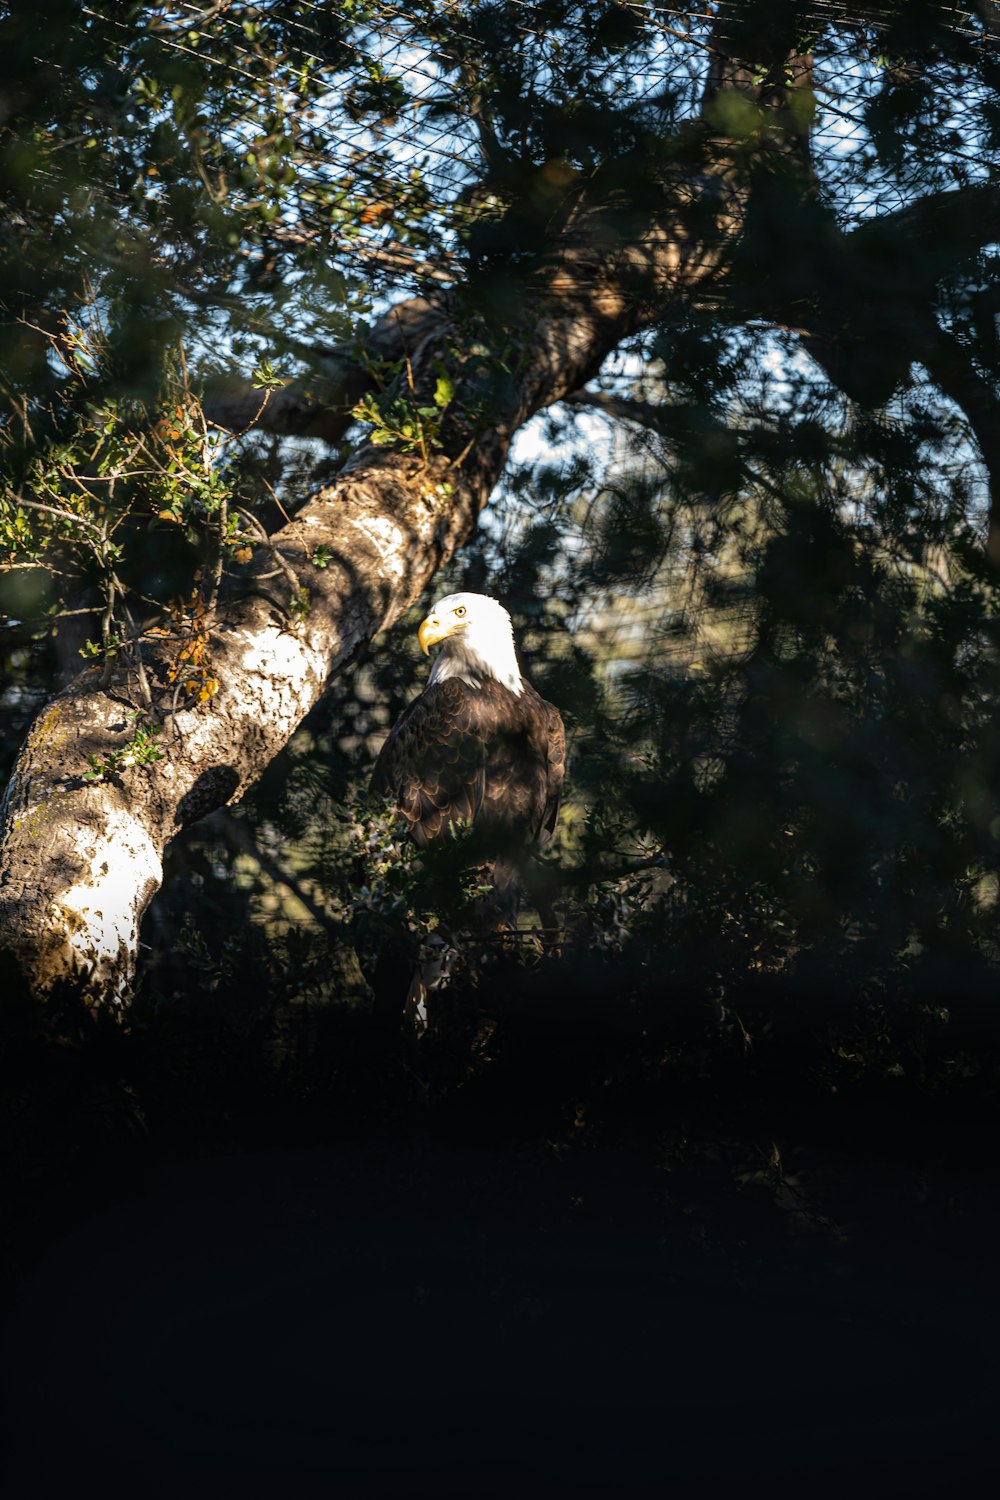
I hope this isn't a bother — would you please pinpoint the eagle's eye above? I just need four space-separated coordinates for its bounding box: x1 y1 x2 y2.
454 605 467 617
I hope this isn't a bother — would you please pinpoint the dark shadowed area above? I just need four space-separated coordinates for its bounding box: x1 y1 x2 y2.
3 979 1000 1496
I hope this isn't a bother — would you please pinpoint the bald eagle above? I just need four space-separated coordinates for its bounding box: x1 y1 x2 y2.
371 592 565 884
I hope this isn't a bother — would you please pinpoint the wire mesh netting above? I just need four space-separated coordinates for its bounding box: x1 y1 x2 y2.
77 2 998 307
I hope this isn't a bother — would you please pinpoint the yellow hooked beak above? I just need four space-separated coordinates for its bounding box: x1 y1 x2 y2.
418 614 447 655
418 608 469 654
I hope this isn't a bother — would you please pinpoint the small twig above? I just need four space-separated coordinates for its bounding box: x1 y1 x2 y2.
235 507 304 601
119 599 153 712
168 675 187 737
99 574 118 689
206 387 273 439
14 496 105 538
258 475 294 527
203 491 228 621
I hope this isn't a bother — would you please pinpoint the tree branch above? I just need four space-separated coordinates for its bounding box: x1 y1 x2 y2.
201 297 451 443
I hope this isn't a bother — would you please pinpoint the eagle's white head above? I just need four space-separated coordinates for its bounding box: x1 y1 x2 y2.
419 592 523 696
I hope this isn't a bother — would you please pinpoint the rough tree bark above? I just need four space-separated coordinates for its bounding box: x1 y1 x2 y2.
2 13 999 1007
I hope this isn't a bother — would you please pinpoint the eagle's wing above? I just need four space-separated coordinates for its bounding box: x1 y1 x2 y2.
488 681 565 843
371 680 487 847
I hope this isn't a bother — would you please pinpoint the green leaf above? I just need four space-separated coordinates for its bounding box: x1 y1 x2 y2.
433 373 454 410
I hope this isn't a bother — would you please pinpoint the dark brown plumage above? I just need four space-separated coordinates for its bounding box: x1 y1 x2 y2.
371 674 565 857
